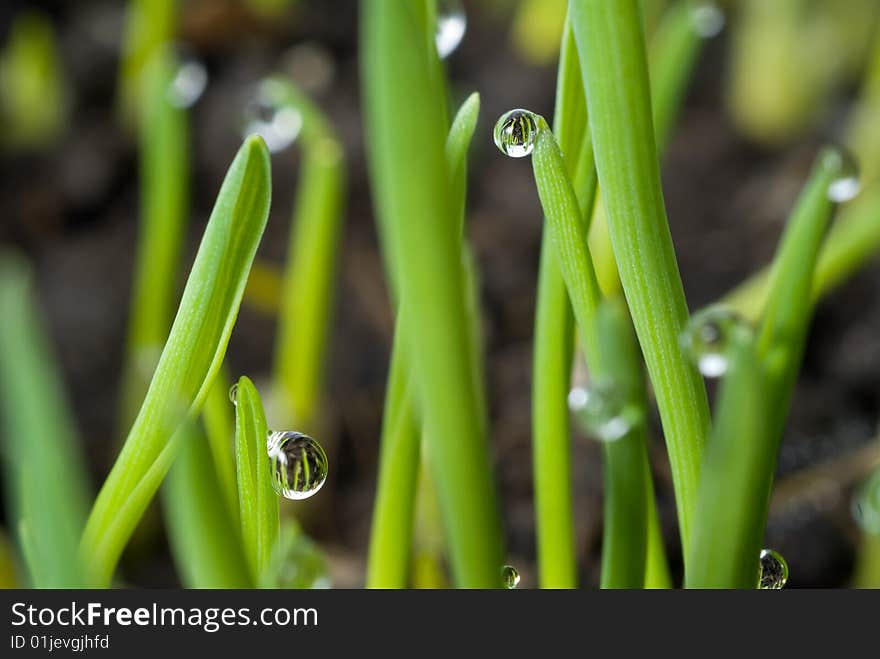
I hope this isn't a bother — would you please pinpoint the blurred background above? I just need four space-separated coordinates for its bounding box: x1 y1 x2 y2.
1 0 879 587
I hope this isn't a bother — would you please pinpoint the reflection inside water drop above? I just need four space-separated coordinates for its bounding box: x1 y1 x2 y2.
267 431 329 500
228 383 238 405
758 548 789 589
493 109 539 158
436 0 466 59
501 565 520 589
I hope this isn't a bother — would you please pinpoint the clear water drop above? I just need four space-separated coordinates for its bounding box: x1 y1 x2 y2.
435 0 466 59
260 521 331 589
681 306 750 378
568 381 642 442
852 469 880 535
242 79 302 154
690 2 725 38
167 55 208 109
501 565 520 589
493 109 539 158
758 548 789 589
267 431 328 500
228 383 238 405
823 146 861 203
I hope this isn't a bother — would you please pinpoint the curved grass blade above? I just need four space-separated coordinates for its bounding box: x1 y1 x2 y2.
233 376 280 583
0 250 91 587
80 136 272 586
569 0 710 547
200 368 239 524
163 421 250 588
362 0 502 586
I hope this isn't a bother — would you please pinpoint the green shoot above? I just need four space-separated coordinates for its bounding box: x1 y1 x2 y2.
80 136 272 586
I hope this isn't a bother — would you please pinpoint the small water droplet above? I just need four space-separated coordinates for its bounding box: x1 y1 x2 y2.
501 565 520 589
228 383 238 405
436 0 466 59
267 431 328 500
852 469 880 535
681 306 750 378
167 55 208 109
823 146 861 203
261 522 331 589
568 381 642 442
242 80 302 153
758 548 789 589
690 2 725 38
494 109 539 158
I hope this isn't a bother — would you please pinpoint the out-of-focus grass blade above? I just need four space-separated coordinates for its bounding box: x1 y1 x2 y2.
569 0 710 547
593 300 648 589
162 421 250 588
118 0 176 126
233 376 279 583
0 250 91 587
201 369 239 524
362 0 502 587
263 78 345 433
119 48 190 431
80 136 272 586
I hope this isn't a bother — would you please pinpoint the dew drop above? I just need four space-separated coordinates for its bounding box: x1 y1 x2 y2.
823 146 861 203
167 55 208 109
228 383 238 405
852 469 880 535
758 548 789 589
689 2 725 39
267 431 328 500
242 79 303 153
435 0 466 59
493 109 539 158
681 306 750 378
568 381 642 442
501 565 520 589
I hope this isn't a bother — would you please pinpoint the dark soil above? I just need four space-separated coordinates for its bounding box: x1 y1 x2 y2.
1 0 878 588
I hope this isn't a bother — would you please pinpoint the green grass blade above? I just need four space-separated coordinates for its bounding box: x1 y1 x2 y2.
569 0 710 547
118 0 176 126
362 0 502 587
201 368 239 524
686 328 769 588
594 300 648 589
119 49 190 431
0 251 91 587
264 79 346 432
233 376 280 583
162 421 250 588
80 136 272 586
447 92 480 237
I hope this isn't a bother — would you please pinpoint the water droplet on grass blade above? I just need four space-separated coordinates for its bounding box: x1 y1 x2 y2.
568 381 642 442
681 306 750 378
228 383 238 405
852 469 880 535
436 0 466 59
758 549 789 589
690 2 725 38
823 146 861 203
267 431 328 500
494 109 539 158
501 565 520 589
261 522 331 589
168 55 208 108
242 80 302 153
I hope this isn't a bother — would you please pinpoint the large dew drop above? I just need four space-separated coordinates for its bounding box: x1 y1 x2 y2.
823 146 861 203
267 431 329 500
435 0 466 59
681 306 750 378
758 549 789 589
493 109 539 158
568 381 641 442
501 565 520 589
242 79 303 154
167 54 208 109
852 469 880 535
